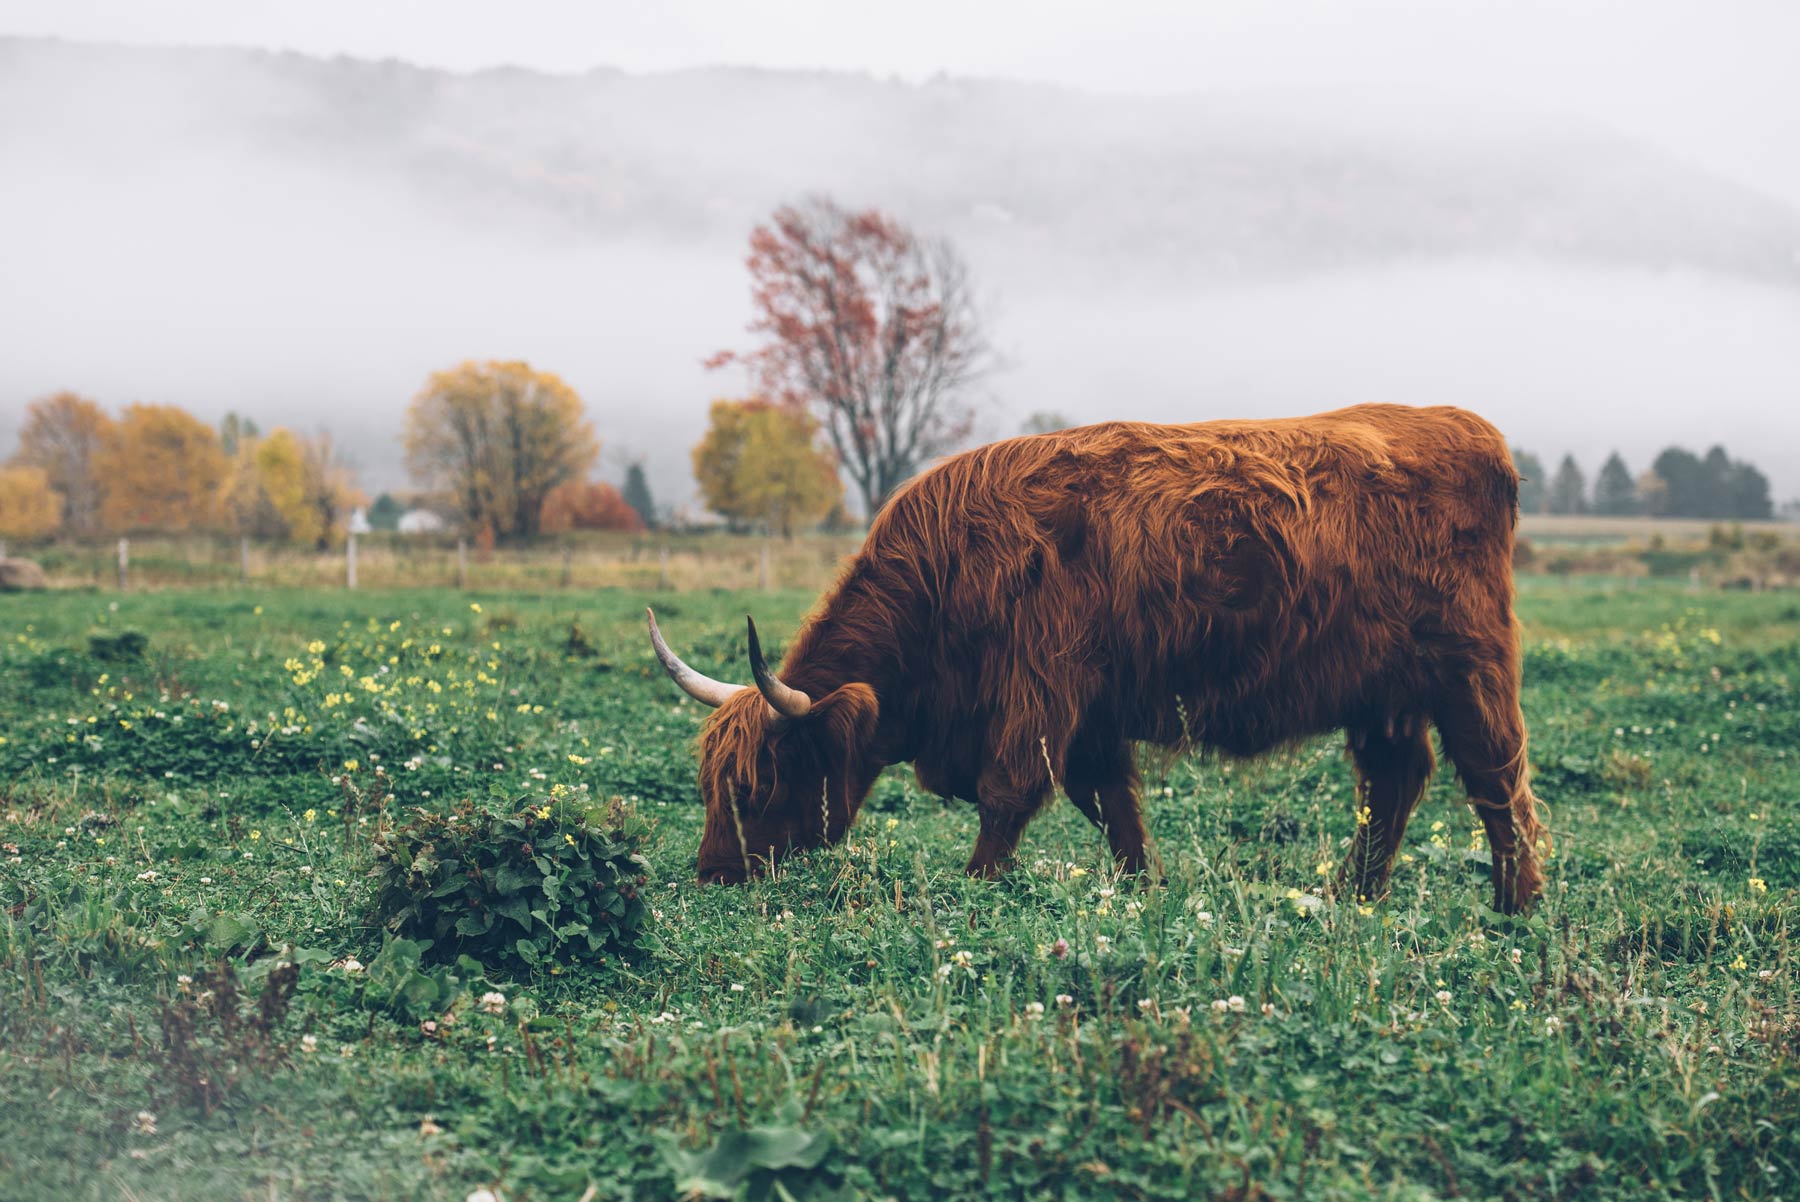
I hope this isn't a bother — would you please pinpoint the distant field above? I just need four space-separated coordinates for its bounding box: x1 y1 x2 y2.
9 517 1798 599
14 531 868 594
1 584 1796 1200
1519 514 1797 545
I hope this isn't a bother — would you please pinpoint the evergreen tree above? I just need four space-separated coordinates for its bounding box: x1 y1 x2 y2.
1547 454 1588 515
368 493 404 531
1651 447 1706 517
1511 447 1546 514
1726 461 1773 520
621 461 658 530
1592 452 1637 516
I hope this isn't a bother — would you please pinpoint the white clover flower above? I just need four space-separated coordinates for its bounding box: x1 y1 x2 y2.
1510 948 1523 965
1210 999 1230 1014
132 1110 157 1135
1055 993 1075 1007
1024 1001 1045 1019
135 870 158 882
466 1190 500 1202
1227 995 1246 1012
339 958 365 973
1435 990 1453 1005
300 1034 318 1054
1545 1016 1562 1032
934 963 953 981
478 991 507 1015
729 982 745 992
1261 1002 1277 1018
1136 998 1155 1013
1094 935 1113 955
950 949 973 968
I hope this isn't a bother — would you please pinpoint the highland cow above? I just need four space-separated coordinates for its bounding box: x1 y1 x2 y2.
649 403 1547 911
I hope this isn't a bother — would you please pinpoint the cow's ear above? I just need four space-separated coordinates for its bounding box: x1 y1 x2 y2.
814 682 878 749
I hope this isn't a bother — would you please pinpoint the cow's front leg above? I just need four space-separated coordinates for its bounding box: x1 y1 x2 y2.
965 802 1033 879
965 761 1052 879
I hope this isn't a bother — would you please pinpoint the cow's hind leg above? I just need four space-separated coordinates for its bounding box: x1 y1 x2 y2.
1063 734 1153 874
1340 718 1435 902
1433 662 1547 913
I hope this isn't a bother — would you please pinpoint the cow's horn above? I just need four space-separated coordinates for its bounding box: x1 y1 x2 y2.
746 616 812 720
646 608 743 708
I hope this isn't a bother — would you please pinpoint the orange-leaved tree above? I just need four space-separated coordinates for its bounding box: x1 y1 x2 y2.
539 480 646 533
708 198 990 517
97 404 228 533
12 391 113 536
404 360 598 541
692 399 841 537
0 466 62 541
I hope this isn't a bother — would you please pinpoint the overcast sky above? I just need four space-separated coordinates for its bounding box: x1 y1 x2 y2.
8 0 1800 206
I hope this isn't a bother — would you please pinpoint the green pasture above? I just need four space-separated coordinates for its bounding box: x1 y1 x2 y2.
0 584 1795 1200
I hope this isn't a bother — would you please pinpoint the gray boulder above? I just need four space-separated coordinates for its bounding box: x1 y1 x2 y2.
0 558 48 592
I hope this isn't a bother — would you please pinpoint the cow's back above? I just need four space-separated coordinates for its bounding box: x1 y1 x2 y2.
871 404 1521 762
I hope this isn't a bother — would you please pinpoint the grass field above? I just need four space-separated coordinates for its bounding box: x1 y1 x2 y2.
1 583 1796 1201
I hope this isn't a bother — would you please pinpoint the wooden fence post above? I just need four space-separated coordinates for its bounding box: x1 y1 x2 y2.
561 544 573 589
239 536 251 585
759 539 772 591
457 539 468 589
346 534 358 590
117 538 129 591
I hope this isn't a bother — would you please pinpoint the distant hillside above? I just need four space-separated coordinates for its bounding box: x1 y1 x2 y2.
5 36 1799 286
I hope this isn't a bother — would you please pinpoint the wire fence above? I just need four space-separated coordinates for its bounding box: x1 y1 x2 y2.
7 531 868 594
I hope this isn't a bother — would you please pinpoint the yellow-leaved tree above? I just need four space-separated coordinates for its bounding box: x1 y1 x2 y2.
0 466 62 542
96 404 228 533
224 428 362 547
403 361 598 541
692 399 841 537
12 391 113 536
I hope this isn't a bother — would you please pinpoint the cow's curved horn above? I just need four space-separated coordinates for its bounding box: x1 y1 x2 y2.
646 608 743 708
746 616 812 720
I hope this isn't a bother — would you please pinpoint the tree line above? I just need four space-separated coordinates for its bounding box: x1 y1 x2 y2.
28 194 1775 547
2 196 987 548
0 395 357 546
1514 447 1774 520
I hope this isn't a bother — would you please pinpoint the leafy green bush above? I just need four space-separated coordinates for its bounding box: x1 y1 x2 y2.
87 628 148 662
370 788 651 970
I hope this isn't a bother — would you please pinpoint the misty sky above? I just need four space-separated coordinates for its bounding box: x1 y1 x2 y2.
3 2 1799 509
11 0 1800 206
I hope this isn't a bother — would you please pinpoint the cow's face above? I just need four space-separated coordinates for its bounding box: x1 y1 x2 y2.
694 684 879 883
645 610 881 884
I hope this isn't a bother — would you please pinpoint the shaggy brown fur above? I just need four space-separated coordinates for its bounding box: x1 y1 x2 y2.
688 403 1547 912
